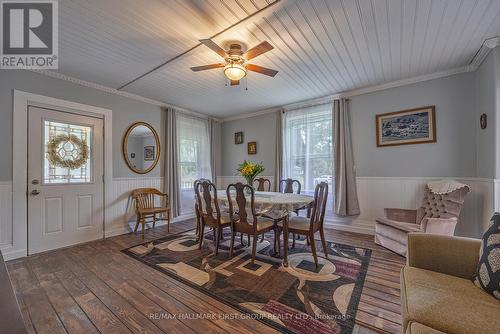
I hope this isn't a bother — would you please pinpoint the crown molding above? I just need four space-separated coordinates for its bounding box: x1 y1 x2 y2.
31 70 222 122
222 106 282 122
222 65 471 122
342 65 471 98
469 36 500 70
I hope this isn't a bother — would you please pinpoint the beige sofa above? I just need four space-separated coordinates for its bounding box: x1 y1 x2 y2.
401 233 500 334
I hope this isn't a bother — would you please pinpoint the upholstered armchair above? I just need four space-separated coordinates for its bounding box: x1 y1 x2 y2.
375 180 470 256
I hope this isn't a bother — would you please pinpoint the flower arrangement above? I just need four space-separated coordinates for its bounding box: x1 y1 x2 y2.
237 160 265 187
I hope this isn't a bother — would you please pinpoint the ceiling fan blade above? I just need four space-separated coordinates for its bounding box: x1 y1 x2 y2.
230 80 240 86
246 64 278 77
190 63 225 72
243 41 274 60
199 39 227 58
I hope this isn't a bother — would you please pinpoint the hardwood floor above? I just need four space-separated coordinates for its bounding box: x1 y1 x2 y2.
7 219 405 334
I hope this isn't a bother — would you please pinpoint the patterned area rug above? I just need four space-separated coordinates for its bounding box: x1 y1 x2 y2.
122 229 371 334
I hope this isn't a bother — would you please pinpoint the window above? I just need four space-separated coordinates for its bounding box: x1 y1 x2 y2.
177 114 211 215
44 120 92 184
283 103 333 213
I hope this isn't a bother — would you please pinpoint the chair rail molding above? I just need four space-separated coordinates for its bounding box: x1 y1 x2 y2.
217 175 276 191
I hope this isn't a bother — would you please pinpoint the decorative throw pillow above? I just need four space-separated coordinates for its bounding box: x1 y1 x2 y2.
474 213 500 300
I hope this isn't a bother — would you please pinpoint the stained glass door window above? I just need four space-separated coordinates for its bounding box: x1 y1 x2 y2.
43 120 93 184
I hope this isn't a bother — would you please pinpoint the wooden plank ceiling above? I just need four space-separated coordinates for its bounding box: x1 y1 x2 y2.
57 0 500 117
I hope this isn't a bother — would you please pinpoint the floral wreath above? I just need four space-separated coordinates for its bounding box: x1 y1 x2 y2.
46 134 89 169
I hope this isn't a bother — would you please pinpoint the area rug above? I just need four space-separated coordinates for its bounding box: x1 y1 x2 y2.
122 229 371 334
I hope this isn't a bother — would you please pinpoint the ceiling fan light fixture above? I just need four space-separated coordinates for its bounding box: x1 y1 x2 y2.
224 63 246 81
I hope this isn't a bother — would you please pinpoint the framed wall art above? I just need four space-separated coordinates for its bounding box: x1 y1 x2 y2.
144 145 155 161
235 131 244 144
376 106 436 147
247 141 257 155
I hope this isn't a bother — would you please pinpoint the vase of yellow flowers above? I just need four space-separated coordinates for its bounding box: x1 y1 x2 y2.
237 160 265 191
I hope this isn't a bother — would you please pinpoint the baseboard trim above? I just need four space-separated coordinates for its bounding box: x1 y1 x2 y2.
105 214 196 238
324 219 375 235
0 246 27 261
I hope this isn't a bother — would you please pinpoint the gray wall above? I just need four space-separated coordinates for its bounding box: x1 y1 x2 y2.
350 72 476 177
494 47 500 178
475 49 497 178
221 72 480 178
221 112 277 176
0 70 164 180
127 136 144 170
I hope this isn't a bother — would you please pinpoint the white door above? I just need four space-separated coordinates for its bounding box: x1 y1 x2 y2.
27 106 104 254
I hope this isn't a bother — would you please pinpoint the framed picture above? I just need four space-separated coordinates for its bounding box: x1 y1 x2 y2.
235 131 244 144
247 141 257 155
376 106 436 147
144 146 155 161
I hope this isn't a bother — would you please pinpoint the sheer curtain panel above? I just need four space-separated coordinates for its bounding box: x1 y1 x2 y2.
176 113 212 215
283 103 334 213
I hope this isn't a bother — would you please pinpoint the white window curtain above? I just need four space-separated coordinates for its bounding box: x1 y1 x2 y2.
176 113 211 215
283 103 334 213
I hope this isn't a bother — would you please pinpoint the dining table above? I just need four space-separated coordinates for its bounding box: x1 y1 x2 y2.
215 190 315 266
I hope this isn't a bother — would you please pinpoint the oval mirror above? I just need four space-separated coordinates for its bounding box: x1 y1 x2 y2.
122 122 160 174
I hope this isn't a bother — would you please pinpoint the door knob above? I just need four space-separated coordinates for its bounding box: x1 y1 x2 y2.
31 190 40 196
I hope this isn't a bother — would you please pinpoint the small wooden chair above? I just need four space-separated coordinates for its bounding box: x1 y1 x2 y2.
227 183 278 264
277 182 329 268
132 188 170 240
254 177 272 191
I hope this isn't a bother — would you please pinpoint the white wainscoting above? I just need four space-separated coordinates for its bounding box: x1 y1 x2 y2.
106 177 164 237
0 182 12 247
0 176 496 259
218 176 495 238
217 175 276 190
330 177 495 238
0 177 167 260
495 179 500 213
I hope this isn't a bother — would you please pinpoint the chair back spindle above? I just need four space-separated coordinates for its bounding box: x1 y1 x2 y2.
195 180 221 226
279 178 301 194
309 182 329 232
254 177 271 192
227 183 257 233
133 188 166 211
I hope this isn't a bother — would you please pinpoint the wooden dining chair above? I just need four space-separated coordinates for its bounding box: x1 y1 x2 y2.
279 178 301 194
227 182 278 264
277 182 329 268
254 177 272 191
196 180 232 255
278 178 306 240
194 178 210 240
132 188 170 240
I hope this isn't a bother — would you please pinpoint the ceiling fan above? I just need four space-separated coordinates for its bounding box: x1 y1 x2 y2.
191 39 278 86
